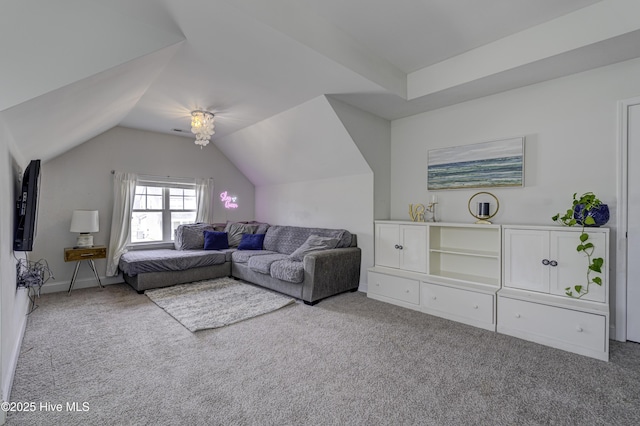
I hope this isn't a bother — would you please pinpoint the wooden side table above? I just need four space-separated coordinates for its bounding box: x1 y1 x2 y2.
64 246 107 294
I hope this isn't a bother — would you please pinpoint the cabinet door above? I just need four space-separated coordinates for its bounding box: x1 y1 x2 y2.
399 225 428 273
375 223 400 268
503 229 550 292
549 230 607 302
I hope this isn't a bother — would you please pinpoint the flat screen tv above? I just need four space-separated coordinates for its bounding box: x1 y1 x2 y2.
14 159 41 251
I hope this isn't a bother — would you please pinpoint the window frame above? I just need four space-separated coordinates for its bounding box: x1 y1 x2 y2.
129 178 197 249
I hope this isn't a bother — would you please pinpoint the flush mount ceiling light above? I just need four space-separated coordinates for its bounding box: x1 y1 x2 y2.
190 110 215 148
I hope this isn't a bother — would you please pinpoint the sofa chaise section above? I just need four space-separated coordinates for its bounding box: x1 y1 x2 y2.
119 248 231 292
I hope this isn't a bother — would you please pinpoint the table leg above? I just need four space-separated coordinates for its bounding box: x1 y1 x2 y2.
88 259 104 288
68 261 81 295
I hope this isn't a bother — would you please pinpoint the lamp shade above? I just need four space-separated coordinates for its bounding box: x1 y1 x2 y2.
70 210 99 233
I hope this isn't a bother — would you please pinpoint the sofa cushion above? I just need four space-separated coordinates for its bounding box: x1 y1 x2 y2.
203 231 229 250
270 259 304 284
174 223 215 250
224 222 259 247
289 235 340 261
238 233 266 250
119 249 226 276
247 253 289 275
254 223 270 234
220 248 235 262
231 250 278 264
263 225 351 255
243 221 270 234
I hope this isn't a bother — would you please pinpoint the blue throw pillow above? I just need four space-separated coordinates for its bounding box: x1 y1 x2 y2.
203 231 229 250
238 233 265 250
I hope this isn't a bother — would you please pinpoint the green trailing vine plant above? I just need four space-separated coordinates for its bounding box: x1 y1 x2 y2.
551 192 604 299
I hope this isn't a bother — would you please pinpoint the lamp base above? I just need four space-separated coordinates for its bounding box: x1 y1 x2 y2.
76 234 94 247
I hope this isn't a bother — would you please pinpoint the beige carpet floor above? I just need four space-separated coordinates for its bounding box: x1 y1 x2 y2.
6 283 640 425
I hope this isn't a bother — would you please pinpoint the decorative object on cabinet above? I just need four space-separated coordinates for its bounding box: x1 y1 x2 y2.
409 204 426 222
552 192 609 228
427 137 524 190
500 225 609 361
467 192 499 224
427 194 438 222
551 192 607 298
409 200 439 222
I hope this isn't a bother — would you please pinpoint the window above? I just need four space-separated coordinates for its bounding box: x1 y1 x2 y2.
131 181 197 244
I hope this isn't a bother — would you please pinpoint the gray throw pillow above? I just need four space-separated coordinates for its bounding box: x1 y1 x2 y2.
174 223 215 250
226 223 259 247
289 235 340 261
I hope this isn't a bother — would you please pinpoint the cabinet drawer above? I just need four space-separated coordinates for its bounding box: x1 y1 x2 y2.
421 282 494 325
498 297 606 353
368 271 419 305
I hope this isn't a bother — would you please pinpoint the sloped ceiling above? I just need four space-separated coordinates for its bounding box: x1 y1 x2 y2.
1 44 183 162
0 0 185 162
0 0 184 111
218 96 371 186
3 0 640 179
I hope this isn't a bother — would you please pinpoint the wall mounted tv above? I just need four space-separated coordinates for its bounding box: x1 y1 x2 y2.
14 159 41 251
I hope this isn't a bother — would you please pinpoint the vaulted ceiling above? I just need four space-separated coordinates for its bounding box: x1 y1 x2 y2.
2 0 640 164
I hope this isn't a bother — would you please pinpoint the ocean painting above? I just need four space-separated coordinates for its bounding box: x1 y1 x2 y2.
428 137 524 190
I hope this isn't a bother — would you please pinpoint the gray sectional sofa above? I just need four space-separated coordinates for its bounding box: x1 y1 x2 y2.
119 222 361 305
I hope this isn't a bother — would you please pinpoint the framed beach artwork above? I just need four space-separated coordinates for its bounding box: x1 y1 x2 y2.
427 137 524 190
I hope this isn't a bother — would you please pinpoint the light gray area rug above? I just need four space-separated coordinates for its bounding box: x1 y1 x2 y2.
145 277 295 331
7 284 640 425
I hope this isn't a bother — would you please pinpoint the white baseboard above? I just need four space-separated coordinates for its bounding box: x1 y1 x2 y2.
2 292 28 417
40 275 123 294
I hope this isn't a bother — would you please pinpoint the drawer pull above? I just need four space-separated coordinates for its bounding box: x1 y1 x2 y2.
473 304 478 309
394 244 399 249
515 313 521 318
550 260 558 267
576 327 583 333
432 296 437 300
80 253 94 257
542 259 550 265
405 289 410 293
376 283 380 287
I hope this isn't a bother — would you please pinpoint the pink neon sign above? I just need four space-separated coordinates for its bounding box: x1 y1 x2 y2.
220 191 238 209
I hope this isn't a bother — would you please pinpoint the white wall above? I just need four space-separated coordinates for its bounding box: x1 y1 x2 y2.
0 117 30 410
255 174 373 291
29 126 255 293
391 57 640 335
327 97 391 220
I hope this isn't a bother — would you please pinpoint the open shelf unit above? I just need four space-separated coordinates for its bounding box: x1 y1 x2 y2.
428 223 501 288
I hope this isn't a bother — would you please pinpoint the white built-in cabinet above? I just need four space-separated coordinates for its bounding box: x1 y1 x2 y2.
369 221 500 331
375 222 427 273
499 225 609 361
503 227 607 302
368 221 610 361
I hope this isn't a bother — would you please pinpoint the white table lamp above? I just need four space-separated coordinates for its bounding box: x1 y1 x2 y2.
70 210 99 247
